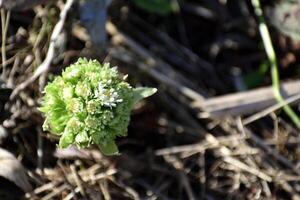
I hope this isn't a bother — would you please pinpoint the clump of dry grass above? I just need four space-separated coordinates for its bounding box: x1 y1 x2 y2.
1 0 300 199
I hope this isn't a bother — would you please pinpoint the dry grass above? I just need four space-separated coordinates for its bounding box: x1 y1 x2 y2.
1 1 300 199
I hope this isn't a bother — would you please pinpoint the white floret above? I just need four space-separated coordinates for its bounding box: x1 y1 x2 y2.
95 82 123 108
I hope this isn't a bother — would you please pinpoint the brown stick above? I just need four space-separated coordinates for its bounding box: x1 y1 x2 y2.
199 80 300 118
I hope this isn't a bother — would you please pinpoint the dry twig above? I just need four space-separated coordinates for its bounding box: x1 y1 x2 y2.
10 0 74 99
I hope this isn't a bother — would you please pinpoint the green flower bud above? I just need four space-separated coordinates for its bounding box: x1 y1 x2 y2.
75 131 89 146
40 58 157 155
66 98 83 113
75 82 91 98
62 85 74 100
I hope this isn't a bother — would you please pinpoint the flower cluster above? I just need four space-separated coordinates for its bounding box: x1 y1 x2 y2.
39 58 156 155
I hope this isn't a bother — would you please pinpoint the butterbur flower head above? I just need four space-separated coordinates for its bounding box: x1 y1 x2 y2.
39 58 157 155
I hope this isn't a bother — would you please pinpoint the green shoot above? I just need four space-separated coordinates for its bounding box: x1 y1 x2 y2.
251 0 300 129
39 58 157 155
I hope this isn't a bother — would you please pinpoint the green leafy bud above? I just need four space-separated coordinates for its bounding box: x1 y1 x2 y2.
66 98 84 113
40 58 157 155
75 82 91 98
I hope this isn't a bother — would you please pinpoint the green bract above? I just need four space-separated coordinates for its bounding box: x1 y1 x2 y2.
132 0 179 15
39 58 157 155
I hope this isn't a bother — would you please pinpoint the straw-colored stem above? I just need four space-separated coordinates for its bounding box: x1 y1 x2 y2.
1 9 10 80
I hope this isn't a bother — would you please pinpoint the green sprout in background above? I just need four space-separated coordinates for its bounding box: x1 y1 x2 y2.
39 58 157 155
132 0 180 15
252 0 300 129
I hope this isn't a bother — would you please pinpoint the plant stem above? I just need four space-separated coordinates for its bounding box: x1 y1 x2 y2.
251 0 300 129
1 9 10 80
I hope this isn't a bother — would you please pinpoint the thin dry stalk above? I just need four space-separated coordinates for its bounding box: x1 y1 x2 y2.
10 0 74 99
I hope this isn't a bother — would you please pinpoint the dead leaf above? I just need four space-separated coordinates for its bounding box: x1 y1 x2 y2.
0 148 32 192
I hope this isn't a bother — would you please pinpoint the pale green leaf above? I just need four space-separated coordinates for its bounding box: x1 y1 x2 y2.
59 131 75 148
98 140 119 156
133 87 157 103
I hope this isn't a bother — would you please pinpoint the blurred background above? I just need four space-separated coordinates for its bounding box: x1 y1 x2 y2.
1 0 300 199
